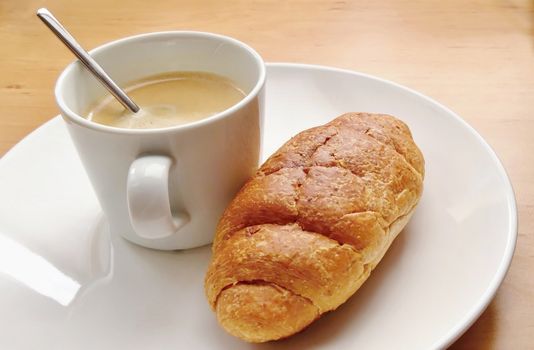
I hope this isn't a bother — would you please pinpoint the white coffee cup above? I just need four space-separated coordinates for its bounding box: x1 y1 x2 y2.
55 31 265 250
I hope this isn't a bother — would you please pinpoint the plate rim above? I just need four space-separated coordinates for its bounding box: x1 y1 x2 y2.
0 62 518 349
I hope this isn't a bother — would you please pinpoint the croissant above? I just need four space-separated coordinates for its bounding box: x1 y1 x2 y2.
205 113 424 342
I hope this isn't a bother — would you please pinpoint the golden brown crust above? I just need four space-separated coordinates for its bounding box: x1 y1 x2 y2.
206 223 364 312
213 167 304 248
216 282 319 343
205 113 424 342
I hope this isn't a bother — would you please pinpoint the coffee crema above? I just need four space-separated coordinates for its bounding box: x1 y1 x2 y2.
85 71 246 129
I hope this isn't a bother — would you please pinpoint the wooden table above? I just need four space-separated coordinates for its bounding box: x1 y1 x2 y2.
1 0 532 348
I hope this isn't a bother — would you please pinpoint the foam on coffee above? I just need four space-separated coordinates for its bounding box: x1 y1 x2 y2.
86 71 245 129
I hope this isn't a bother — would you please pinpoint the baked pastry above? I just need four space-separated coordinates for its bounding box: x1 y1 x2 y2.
205 113 424 342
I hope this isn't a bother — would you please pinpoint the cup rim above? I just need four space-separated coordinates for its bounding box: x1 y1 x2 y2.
55 31 266 134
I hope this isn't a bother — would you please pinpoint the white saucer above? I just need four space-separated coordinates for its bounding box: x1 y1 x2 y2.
0 63 516 349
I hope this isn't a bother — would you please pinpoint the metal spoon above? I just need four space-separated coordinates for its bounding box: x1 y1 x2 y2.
36 8 140 113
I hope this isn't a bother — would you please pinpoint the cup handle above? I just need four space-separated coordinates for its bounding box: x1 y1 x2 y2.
127 155 189 240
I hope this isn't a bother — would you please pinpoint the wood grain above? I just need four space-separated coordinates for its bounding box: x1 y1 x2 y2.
1 0 532 348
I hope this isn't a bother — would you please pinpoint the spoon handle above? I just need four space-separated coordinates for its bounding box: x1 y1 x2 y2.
36 8 140 113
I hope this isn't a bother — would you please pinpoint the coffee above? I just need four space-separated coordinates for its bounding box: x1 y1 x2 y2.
86 71 246 129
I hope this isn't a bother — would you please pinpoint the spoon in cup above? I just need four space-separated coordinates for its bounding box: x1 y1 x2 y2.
36 8 140 113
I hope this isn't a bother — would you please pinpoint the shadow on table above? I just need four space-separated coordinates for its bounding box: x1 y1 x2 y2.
447 301 497 349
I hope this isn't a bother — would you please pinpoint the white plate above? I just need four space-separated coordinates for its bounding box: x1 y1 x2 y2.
0 63 516 349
